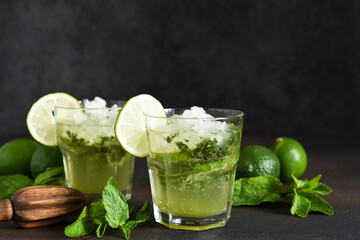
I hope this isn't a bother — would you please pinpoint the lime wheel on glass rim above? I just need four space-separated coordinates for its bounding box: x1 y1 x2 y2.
114 94 166 157
26 93 81 146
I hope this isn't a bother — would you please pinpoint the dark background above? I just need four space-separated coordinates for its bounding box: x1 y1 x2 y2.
0 0 359 146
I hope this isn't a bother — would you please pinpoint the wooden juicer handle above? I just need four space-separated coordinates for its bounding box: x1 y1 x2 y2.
0 199 12 221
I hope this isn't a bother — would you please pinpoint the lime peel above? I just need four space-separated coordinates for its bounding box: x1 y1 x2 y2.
115 94 166 158
26 92 81 146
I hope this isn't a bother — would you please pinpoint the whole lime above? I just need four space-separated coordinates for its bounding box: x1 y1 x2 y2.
30 145 63 179
0 138 40 176
236 145 280 179
268 137 307 182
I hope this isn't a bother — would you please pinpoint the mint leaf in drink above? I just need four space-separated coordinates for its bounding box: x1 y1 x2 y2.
33 166 66 186
102 177 129 228
175 138 228 162
290 189 311 218
232 176 283 206
65 206 96 237
0 174 33 200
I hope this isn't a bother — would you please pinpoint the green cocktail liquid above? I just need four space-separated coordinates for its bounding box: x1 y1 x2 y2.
147 127 241 230
57 128 134 195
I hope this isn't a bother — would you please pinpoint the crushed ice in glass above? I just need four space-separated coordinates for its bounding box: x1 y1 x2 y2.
73 96 119 124
149 106 232 153
67 97 120 143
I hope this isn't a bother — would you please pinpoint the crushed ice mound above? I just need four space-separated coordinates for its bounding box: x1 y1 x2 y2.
149 106 231 153
83 97 107 109
68 97 120 143
177 106 213 118
73 97 119 124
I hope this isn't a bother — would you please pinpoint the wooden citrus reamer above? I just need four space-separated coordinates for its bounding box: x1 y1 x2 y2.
0 185 92 228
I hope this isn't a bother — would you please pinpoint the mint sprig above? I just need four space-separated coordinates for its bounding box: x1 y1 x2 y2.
33 166 66 186
284 174 334 217
65 177 152 239
232 176 282 206
0 166 66 200
103 177 129 228
232 174 334 217
64 207 97 237
0 174 33 200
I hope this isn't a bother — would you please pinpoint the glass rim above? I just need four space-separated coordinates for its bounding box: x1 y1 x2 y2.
54 100 125 110
144 107 244 120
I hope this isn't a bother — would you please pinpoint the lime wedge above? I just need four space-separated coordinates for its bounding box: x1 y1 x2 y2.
115 94 166 157
26 93 81 146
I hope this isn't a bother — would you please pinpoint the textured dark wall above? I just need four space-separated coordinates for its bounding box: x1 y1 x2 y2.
0 0 359 142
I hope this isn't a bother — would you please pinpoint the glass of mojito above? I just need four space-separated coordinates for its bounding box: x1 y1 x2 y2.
145 107 244 231
54 97 135 198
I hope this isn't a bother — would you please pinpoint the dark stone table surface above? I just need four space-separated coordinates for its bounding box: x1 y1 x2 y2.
1 136 359 239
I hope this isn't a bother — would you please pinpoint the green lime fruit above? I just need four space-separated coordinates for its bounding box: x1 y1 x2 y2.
268 137 307 182
27 92 81 146
236 145 280 179
0 138 40 176
115 94 166 157
30 145 63 179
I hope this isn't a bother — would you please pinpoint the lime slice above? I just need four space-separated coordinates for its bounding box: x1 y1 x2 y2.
26 93 81 146
115 94 166 157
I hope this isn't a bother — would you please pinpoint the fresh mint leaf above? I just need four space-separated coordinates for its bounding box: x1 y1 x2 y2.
96 222 107 237
119 201 153 240
65 206 96 237
293 174 322 192
290 189 311 218
135 201 153 223
121 223 133 240
233 174 334 218
312 183 332 195
33 166 65 186
304 174 322 189
0 174 33 200
102 177 129 228
283 192 295 203
89 200 106 225
292 174 308 189
302 192 334 216
232 176 283 206
288 174 334 217
65 177 152 239
186 158 230 177
282 182 296 195
122 221 138 231
129 205 135 214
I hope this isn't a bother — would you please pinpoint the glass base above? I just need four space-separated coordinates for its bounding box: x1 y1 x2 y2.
122 186 132 200
153 204 229 231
